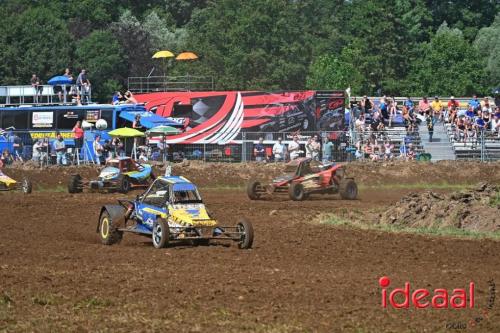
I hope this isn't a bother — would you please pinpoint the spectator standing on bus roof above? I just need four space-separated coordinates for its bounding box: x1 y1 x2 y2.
124 90 138 104
322 137 333 163
254 137 265 162
93 135 104 165
76 69 91 103
54 133 67 165
272 137 286 162
112 91 123 105
30 74 43 103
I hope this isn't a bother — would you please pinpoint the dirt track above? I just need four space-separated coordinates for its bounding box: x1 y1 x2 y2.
1 163 500 332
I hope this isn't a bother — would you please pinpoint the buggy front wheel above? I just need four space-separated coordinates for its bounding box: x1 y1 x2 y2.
152 218 170 249
21 178 32 194
339 179 358 200
236 218 254 249
99 210 123 245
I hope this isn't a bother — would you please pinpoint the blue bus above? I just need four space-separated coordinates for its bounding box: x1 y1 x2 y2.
0 103 180 160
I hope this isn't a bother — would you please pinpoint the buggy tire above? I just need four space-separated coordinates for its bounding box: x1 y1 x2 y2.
118 175 131 194
339 179 358 200
68 174 82 193
152 218 169 249
99 210 123 245
289 182 306 201
21 178 32 194
237 218 254 249
246 180 261 200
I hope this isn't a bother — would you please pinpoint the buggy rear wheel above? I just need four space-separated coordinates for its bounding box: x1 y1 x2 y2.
289 182 306 201
152 218 169 249
237 218 254 249
21 178 32 194
99 210 123 245
68 174 82 193
118 175 131 194
246 180 262 200
339 179 358 200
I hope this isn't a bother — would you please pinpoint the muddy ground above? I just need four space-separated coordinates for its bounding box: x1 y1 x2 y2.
1 162 499 332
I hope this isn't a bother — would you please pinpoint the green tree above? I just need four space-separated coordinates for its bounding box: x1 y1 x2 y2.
74 30 126 101
0 7 72 84
474 14 500 89
185 0 315 90
306 51 363 93
405 23 487 96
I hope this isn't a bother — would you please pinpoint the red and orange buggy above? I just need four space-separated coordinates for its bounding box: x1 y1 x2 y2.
247 158 357 201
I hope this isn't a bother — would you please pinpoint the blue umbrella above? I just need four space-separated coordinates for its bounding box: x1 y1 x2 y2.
48 75 73 85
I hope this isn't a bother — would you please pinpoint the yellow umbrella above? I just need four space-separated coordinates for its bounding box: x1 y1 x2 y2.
108 127 145 138
152 50 175 59
176 52 198 60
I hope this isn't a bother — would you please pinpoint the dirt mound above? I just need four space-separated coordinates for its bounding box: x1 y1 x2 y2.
380 182 500 232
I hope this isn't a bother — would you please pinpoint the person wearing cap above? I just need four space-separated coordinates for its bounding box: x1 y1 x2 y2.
447 96 460 111
431 96 443 122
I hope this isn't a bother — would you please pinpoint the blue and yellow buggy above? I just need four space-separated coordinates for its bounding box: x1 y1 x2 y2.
68 157 154 194
97 176 254 249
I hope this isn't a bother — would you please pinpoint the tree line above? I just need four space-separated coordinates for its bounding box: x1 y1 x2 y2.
0 0 498 102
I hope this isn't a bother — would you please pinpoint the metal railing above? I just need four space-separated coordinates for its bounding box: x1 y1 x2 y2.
1 128 499 167
127 75 214 93
0 84 91 105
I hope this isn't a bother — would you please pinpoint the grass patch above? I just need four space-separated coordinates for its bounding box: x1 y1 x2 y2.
31 293 61 306
73 297 113 310
320 214 500 241
489 192 500 208
0 293 13 308
35 185 66 193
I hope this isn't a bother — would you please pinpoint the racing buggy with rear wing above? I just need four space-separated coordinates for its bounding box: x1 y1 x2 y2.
247 158 357 201
97 175 254 249
68 157 154 194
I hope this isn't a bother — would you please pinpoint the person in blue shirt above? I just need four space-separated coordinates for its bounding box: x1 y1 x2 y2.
465 106 475 119
404 97 414 114
112 91 123 105
468 95 480 111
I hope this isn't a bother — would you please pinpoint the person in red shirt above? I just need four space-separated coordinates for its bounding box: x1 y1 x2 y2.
72 120 84 149
447 96 460 110
418 97 431 115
